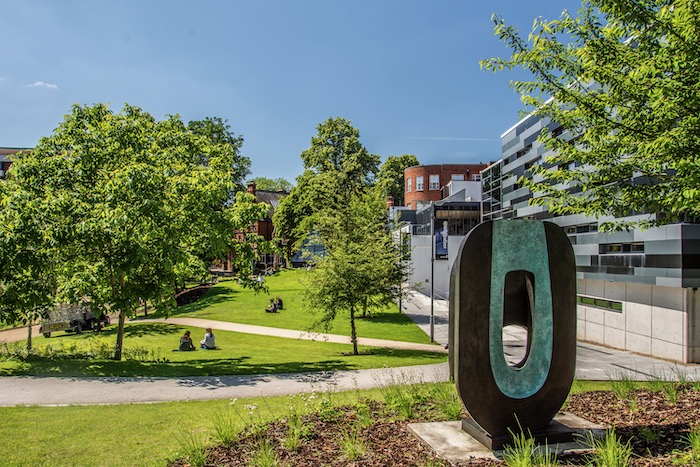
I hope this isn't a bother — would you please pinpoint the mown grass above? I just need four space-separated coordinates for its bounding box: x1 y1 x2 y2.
150 269 431 344
0 322 446 377
0 380 644 467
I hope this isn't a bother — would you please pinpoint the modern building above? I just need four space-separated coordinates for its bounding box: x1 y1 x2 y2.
404 163 490 210
482 113 700 363
401 180 485 299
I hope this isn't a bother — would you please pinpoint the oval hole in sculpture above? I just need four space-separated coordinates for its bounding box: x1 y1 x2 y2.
503 324 529 367
502 270 535 368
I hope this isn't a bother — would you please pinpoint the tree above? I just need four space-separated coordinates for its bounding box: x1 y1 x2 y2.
0 178 57 351
274 117 380 256
377 154 420 206
187 117 250 193
279 118 405 354
481 0 700 230
304 189 406 355
11 103 265 360
248 176 293 192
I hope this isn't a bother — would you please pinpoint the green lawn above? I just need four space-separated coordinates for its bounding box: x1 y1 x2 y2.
153 268 431 344
0 322 445 377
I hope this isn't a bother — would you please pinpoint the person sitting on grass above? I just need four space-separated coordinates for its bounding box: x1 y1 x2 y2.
274 296 283 310
265 299 277 313
178 330 195 351
200 328 217 349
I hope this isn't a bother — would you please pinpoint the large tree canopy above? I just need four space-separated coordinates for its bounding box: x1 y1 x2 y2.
377 154 420 206
3 103 266 359
481 0 700 230
274 117 380 254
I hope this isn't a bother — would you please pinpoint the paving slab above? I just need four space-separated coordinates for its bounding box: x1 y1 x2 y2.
409 414 604 464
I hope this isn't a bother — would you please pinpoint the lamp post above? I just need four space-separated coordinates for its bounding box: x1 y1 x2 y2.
430 202 435 342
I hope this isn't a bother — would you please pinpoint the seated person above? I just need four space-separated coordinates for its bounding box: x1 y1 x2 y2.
178 330 195 351
200 328 217 349
265 299 277 313
274 296 283 310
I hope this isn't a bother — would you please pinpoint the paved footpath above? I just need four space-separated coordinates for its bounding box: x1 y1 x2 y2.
1 291 700 406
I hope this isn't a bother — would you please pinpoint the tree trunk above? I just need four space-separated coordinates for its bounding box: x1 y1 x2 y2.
143 301 148 317
26 323 32 352
114 311 126 360
350 305 358 355
362 297 367 318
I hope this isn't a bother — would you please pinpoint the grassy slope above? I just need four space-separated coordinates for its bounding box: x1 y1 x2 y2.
0 322 445 377
158 269 431 344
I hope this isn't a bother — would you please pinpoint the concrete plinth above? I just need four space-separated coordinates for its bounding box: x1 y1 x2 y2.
409 413 604 464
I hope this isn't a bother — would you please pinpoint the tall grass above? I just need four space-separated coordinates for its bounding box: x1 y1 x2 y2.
587 429 632 467
502 429 557 467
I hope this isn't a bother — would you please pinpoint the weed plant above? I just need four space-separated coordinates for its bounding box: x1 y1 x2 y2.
663 382 679 404
587 429 633 467
176 429 208 467
340 429 367 461
610 375 637 400
211 409 240 447
282 405 311 452
354 400 374 428
249 438 279 467
433 383 463 420
675 424 700 465
502 429 557 467
638 426 660 443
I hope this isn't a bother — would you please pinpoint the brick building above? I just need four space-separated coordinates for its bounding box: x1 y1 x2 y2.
220 182 288 273
403 163 490 210
0 147 31 178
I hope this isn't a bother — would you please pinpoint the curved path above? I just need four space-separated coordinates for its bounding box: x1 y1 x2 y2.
2 293 700 407
137 317 447 353
0 362 450 407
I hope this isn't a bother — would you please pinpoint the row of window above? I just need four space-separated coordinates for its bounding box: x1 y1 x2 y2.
577 295 623 313
406 173 481 192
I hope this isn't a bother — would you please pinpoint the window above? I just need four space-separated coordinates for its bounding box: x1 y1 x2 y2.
451 174 465 181
577 295 623 313
471 174 481 181
407 178 412 192
429 174 440 190
416 175 424 191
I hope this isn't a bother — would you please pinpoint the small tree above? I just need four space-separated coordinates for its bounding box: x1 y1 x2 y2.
304 189 407 355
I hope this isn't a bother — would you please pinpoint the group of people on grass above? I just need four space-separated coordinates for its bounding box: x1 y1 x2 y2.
178 295 285 350
178 328 216 351
265 296 283 313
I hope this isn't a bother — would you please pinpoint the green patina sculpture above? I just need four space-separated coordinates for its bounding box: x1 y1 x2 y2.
450 220 576 449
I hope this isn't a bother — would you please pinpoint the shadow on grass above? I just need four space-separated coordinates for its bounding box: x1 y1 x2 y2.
133 283 241 319
10 346 445 379
357 312 426 326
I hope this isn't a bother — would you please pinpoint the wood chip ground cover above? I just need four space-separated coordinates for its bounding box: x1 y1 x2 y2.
171 384 700 466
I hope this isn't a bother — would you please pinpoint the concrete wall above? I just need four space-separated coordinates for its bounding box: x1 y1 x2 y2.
409 234 465 300
576 278 699 363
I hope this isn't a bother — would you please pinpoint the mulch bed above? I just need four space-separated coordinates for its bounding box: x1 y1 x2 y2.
171 385 700 466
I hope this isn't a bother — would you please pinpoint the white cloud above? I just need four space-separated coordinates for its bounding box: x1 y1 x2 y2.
26 81 58 90
407 136 498 142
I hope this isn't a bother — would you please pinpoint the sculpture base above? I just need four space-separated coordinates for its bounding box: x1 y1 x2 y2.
461 416 580 450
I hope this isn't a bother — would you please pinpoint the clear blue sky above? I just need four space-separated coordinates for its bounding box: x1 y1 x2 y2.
0 0 581 181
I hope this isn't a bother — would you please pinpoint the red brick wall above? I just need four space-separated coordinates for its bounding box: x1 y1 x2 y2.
403 164 489 210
